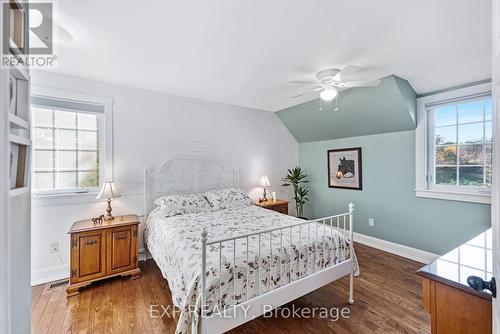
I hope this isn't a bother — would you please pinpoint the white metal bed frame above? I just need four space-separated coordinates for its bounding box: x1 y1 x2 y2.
144 159 355 334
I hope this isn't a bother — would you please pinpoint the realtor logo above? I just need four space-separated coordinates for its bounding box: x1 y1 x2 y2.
2 1 57 68
26 2 53 55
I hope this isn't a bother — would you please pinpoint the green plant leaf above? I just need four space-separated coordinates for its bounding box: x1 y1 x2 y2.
282 165 309 216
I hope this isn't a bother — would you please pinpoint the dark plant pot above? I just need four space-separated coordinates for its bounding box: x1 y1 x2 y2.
297 216 309 220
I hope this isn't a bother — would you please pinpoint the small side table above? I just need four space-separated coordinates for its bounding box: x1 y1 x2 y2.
66 214 141 297
255 199 289 215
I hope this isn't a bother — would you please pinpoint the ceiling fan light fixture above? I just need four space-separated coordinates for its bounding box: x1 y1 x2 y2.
320 87 337 101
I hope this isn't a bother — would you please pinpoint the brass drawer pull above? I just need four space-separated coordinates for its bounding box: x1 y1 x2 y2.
86 240 97 245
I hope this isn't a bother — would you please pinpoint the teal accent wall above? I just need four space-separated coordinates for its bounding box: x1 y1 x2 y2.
277 75 417 142
299 130 491 254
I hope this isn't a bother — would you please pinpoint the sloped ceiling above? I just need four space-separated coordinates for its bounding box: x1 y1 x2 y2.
276 76 417 143
50 0 490 111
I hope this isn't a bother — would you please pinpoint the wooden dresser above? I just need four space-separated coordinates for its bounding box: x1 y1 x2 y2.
416 229 493 334
255 199 289 215
67 214 141 297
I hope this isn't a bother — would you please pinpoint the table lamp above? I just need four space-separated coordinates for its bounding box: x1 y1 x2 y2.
259 175 271 202
96 181 121 221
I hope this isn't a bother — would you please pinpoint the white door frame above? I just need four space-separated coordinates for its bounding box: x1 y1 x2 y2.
0 2 9 332
0 76 8 333
492 0 499 331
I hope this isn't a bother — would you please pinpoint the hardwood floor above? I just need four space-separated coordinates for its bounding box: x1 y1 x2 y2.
31 243 431 333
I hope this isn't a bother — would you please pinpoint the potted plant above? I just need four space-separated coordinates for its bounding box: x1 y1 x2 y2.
282 166 310 219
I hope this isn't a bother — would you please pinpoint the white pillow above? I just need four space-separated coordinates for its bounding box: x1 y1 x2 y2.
153 193 211 216
203 188 254 210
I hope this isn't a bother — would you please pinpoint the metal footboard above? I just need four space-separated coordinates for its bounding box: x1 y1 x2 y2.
199 203 355 333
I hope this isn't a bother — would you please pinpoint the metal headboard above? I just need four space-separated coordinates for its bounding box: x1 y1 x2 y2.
144 159 239 214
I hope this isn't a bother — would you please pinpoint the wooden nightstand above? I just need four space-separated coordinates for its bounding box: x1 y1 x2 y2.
255 199 289 215
66 214 141 297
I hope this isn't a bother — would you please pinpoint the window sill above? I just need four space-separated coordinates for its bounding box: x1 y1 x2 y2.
32 191 100 207
415 188 491 204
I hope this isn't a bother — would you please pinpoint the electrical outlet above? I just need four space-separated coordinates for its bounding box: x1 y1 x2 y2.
49 242 58 253
368 218 375 227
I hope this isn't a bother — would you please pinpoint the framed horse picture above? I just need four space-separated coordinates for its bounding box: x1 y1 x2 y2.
327 147 362 190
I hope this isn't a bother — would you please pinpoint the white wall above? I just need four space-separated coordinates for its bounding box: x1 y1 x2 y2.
30 71 298 285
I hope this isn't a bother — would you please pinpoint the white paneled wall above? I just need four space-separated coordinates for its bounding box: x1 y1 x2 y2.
30 71 298 285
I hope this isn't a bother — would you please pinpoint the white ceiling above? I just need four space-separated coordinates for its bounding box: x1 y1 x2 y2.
48 0 492 111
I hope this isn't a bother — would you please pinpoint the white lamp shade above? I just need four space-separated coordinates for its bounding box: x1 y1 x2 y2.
259 175 271 187
96 181 121 200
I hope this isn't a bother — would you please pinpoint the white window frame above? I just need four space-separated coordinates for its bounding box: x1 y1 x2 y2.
416 82 492 204
30 84 113 199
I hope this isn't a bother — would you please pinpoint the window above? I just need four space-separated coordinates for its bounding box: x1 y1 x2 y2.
31 96 105 194
430 97 492 187
416 83 493 204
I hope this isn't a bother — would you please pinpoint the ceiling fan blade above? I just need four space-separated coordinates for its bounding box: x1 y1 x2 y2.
342 79 381 88
291 87 323 98
333 65 361 81
289 80 321 86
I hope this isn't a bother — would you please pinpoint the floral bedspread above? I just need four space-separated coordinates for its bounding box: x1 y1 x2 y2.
144 205 359 334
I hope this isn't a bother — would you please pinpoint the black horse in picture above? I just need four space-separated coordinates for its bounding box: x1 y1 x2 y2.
337 157 355 178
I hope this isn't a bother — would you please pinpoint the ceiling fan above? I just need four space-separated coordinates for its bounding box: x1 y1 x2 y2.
290 65 381 102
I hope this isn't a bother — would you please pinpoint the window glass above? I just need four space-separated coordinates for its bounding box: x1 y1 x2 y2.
458 167 483 186
431 97 492 187
459 145 483 165
78 113 97 130
435 126 456 145
435 167 457 185
34 128 53 148
458 123 483 144
55 129 77 149
435 146 457 165
56 171 77 188
34 150 53 170
485 99 492 120
435 105 456 126
33 107 53 127
34 172 53 190
79 171 99 188
485 122 492 143
79 151 98 170
458 101 484 123
56 151 77 170
32 105 102 192
55 110 76 129
79 131 97 150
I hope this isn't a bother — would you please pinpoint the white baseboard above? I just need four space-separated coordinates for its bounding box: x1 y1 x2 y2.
353 232 439 264
31 265 69 286
32 249 149 286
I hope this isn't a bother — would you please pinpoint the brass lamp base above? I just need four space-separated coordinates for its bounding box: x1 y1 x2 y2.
105 198 114 221
262 188 268 201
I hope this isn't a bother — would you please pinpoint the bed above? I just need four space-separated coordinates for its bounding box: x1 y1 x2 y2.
144 159 358 334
